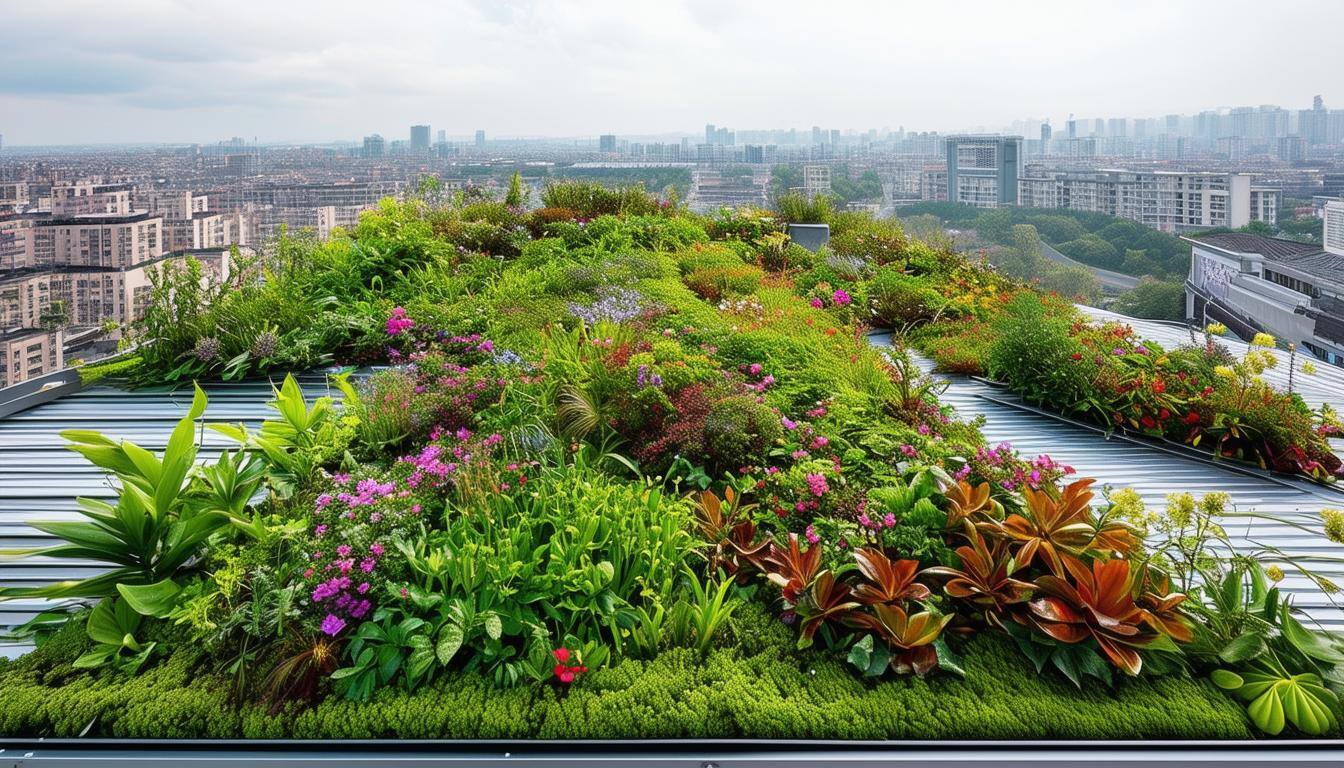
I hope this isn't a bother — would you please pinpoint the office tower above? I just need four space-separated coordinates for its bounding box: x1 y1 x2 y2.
705 124 715 145
475 130 486 148
1066 117 1077 140
599 134 617 152
436 129 446 143
1040 122 1052 143
944 135 1022 208
410 125 430 152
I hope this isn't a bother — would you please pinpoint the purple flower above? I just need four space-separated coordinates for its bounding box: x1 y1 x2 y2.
781 416 797 430
805 524 820 545
320 614 346 636
832 289 852 306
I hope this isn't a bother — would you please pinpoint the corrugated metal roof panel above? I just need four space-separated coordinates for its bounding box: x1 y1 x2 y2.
0 375 337 657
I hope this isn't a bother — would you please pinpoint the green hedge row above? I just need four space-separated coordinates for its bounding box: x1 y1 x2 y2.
0 606 1262 740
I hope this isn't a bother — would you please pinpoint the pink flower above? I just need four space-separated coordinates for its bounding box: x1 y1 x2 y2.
386 307 416 336
781 416 797 430
810 297 824 309
805 473 829 497
370 542 385 556
832 289 852 306
805 524 820 545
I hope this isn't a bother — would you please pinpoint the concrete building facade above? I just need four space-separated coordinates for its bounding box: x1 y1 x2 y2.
945 135 1022 208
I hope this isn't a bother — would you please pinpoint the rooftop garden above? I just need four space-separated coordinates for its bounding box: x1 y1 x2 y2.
3 182 1344 740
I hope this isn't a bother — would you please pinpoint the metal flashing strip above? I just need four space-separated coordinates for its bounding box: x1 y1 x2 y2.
1 739 1343 767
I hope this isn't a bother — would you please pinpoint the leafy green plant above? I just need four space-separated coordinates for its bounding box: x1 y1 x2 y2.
0 385 226 605
1212 657 1339 736
72 598 156 674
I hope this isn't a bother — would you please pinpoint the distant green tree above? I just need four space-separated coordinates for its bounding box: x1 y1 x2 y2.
1113 277 1187 321
770 164 803 201
974 209 1015 244
1057 234 1121 270
505 171 527 208
1036 263 1101 304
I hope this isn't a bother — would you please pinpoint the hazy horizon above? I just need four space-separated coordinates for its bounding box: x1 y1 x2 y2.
2 0 1342 146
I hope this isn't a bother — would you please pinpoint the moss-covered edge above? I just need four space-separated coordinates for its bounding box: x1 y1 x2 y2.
0 606 1268 741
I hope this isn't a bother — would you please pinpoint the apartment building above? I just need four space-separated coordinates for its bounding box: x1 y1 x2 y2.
0 328 62 388
1 249 233 339
1184 202 1344 367
50 182 135 216
945 135 1022 209
0 182 29 213
1017 170 1276 232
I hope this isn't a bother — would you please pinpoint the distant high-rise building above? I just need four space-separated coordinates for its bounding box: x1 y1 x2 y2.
436 129 446 143
811 126 823 145
945 135 1022 209
705 124 715 145
362 134 385 158
1093 118 1104 137
408 123 430 151
474 130 486 149
1277 135 1307 164
598 134 617 152
1107 118 1127 138
1040 122 1052 143
410 125 430 152
1066 117 1077 140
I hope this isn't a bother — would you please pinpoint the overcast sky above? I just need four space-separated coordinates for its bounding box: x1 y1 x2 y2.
1 0 1341 146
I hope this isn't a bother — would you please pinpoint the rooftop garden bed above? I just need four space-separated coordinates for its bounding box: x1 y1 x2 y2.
4 183 1344 740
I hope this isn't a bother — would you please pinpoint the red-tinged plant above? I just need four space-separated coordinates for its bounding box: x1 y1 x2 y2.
990 478 1098 577
694 487 765 576
851 603 951 676
763 533 822 602
1135 571 1194 643
852 548 931 605
794 570 861 648
943 479 1000 527
1023 558 1150 676
922 526 1034 629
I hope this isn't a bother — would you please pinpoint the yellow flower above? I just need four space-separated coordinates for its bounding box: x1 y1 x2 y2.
1302 361 1318 376
1205 322 1228 336
1214 365 1236 379
1265 565 1285 583
1251 332 1276 348
1324 508 1344 544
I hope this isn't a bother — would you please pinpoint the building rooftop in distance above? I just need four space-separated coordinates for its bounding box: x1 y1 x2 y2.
1186 231 1344 286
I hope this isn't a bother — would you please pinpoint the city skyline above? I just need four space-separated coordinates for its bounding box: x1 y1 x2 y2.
2 0 1343 145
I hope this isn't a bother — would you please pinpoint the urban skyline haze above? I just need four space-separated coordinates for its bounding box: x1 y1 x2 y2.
1 0 1342 145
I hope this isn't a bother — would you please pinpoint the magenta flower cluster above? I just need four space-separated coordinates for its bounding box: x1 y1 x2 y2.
386 306 416 336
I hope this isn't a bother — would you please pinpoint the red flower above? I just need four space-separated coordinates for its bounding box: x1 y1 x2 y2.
1070 353 1083 361
1158 408 1170 420
553 647 571 664
1152 379 1166 393
1184 412 1201 425
1140 415 1157 429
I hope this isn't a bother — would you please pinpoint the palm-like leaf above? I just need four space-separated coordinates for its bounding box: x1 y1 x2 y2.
852 548 931 604
923 526 1034 628
1024 558 1151 675
988 478 1097 577
763 533 822 602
